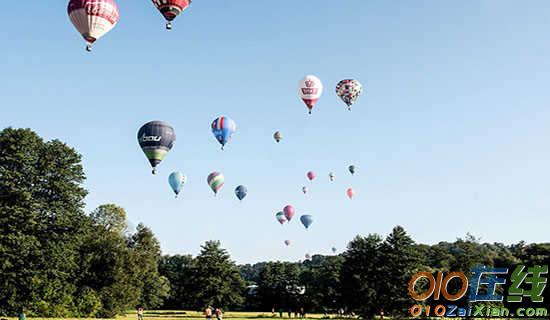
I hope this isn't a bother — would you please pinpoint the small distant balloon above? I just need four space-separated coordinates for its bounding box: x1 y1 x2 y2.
329 172 335 181
332 247 337 253
284 240 291 246
211 116 236 150
168 171 186 198
207 172 224 195
348 165 356 175
235 185 247 201
273 131 282 143
306 171 316 181
300 215 313 229
276 211 286 225
298 75 323 114
335 79 364 111
283 205 295 222
305 253 311 260
302 186 308 194
346 188 355 199
150 0 191 30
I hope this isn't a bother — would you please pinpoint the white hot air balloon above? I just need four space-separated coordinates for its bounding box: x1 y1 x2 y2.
297 75 323 114
68 0 120 52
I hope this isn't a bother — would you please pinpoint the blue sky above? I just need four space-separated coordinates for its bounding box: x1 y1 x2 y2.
1 1 550 263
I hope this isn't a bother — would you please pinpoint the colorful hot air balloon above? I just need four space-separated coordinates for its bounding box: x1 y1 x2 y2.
298 75 323 114
302 186 308 194
211 116 236 150
346 188 355 199
300 215 313 229
273 131 282 143
68 0 120 52
276 211 286 225
336 79 364 111
283 205 295 222
235 185 247 201
168 171 186 198
138 121 176 175
306 171 316 181
284 240 291 246
207 172 224 195
151 0 191 30
348 165 356 175
329 172 335 181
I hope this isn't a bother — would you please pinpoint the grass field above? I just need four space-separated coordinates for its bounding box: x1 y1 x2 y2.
2 310 344 320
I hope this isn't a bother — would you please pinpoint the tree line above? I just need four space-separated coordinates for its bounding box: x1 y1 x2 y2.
1 128 549 319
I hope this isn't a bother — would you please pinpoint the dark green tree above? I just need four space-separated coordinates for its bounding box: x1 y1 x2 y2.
256 262 302 312
159 254 195 309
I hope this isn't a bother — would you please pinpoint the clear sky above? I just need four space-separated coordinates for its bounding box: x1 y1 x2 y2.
1 1 550 264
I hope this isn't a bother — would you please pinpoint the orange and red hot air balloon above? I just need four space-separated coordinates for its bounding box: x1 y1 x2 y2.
151 0 192 30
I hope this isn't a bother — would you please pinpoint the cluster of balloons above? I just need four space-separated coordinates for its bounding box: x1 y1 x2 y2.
68 0 192 51
297 75 364 114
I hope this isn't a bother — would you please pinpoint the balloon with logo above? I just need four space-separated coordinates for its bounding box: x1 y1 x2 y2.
302 186 308 195
211 116 236 150
283 205 295 222
207 172 224 195
150 0 191 30
329 172 335 181
276 211 286 225
306 171 316 181
284 240 291 246
346 188 355 199
348 165 356 175
273 131 282 143
235 185 247 201
138 121 176 175
300 215 313 229
68 0 120 52
168 171 186 198
298 75 323 114
336 79 364 111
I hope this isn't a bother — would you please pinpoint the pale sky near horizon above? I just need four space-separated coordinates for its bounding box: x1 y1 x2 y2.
1 1 550 263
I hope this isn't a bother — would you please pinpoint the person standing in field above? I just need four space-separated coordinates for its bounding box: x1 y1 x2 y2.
215 308 223 320
205 306 213 320
137 307 144 320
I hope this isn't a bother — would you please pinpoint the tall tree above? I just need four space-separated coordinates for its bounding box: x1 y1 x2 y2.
159 254 195 309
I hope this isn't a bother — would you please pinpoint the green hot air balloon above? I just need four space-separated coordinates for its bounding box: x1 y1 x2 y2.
138 121 176 174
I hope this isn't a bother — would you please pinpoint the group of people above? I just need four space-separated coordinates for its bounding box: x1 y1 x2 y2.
272 307 307 318
204 305 223 320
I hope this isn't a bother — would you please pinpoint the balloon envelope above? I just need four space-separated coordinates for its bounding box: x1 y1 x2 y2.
332 247 337 253
283 205 295 222
168 171 186 197
329 172 335 181
336 79 364 110
297 75 323 114
306 171 316 181
235 185 247 201
211 116 236 150
305 253 311 260
274 131 282 143
348 165 356 175
138 121 176 174
151 0 190 29
276 211 286 225
68 0 120 51
207 172 224 195
284 240 291 246
302 186 308 194
300 215 313 229
346 188 355 199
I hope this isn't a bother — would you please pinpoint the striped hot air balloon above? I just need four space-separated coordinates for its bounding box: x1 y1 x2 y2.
68 0 120 52
211 116 237 150
207 172 224 195
151 0 191 30
138 121 176 175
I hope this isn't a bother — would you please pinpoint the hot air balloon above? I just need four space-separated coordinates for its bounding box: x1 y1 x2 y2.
276 211 286 225
298 75 323 114
211 116 236 150
207 172 224 195
168 171 186 198
151 0 191 30
300 215 313 229
273 131 282 143
283 205 295 222
329 172 335 181
346 188 355 199
235 185 247 201
336 79 364 111
284 240 291 246
332 247 337 253
302 186 308 194
138 121 176 174
348 165 356 175
306 171 316 181
305 253 311 260
68 0 120 52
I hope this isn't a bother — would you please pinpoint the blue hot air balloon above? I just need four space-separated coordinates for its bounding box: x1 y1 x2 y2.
235 185 247 201
168 171 186 198
300 215 314 229
211 116 236 150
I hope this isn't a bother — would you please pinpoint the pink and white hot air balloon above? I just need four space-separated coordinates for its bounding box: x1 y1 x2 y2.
306 171 316 181
298 75 323 114
346 188 356 199
68 0 120 52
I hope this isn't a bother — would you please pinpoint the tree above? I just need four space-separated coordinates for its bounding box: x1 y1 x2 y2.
300 255 343 312
189 241 245 310
159 254 195 309
256 262 302 312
